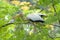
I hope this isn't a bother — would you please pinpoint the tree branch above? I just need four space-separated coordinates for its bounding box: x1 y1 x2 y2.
1 23 14 27
51 0 57 16
1 22 30 28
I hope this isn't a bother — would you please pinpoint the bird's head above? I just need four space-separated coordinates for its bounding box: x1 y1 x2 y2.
37 13 46 17
37 13 47 21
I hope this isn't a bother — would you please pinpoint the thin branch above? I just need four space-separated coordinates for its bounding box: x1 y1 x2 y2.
1 22 30 28
1 23 14 27
51 0 57 16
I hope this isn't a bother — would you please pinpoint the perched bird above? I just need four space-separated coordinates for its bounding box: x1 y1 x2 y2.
26 13 46 23
26 13 46 33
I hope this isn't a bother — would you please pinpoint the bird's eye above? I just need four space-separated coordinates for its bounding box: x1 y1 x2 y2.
41 15 47 18
40 15 44 17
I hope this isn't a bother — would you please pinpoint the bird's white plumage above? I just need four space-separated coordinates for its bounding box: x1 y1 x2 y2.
26 13 44 21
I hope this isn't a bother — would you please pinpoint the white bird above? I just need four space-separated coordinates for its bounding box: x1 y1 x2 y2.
26 13 46 23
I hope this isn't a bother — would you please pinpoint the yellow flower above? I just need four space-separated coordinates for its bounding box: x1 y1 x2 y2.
20 2 30 5
26 2 30 5
21 6 29 10
11 1 20 5
20 2 25 5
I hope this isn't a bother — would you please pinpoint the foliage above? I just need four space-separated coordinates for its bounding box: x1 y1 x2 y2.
0 1 19 40
0 0 60 40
